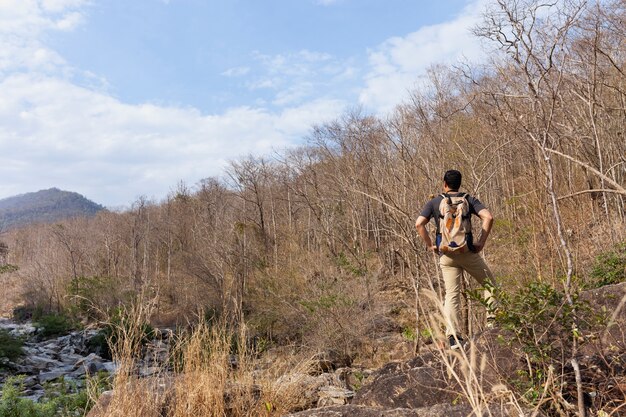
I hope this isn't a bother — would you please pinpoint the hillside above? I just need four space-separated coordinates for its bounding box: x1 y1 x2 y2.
0 188 105 229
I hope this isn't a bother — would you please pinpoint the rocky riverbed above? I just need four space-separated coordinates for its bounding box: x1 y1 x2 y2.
0 318 118 401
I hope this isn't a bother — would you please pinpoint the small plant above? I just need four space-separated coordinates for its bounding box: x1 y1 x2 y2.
33 312 76 338
0 329 23 364
496 282 587 361
66 275 128 320
401 326 417 341
0 374 110 417
0 264 18 274
491 280 594 413
589 242 626 288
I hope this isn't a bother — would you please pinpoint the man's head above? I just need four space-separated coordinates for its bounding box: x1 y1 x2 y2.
443 170 462 191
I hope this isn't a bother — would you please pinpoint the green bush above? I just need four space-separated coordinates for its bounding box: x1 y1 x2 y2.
66 276 130 320
589 243 626 288
33 312 76 338
496 282 588 362
0 329 23 364
492 281 595 410
0 374 110 417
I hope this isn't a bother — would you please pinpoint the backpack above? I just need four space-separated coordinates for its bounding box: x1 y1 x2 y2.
436 193 473 254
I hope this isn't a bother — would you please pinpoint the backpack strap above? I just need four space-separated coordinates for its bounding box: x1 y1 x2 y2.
458 193 471 220
435 194 447 235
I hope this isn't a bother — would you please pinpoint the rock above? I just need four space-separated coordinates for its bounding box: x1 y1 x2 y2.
352 353 456 409
86 390 114 417
39 370 66 383
101 362 117 373
74 352 110 375
316 386 354 407
275 372 344 411
139 366 162 377
287 403 533 417
310 350 353 374
334 367 373 391
24 355 64 371
60 353 84 366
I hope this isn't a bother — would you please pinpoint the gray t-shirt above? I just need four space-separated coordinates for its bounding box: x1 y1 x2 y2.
419 193 486 227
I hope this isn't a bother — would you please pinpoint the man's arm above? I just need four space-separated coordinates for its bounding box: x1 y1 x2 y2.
473 208 494 252
415 216 437 253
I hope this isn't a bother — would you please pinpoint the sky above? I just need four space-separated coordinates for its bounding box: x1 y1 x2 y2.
0 0 489 208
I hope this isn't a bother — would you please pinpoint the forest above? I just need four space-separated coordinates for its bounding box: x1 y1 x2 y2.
1 1 625 416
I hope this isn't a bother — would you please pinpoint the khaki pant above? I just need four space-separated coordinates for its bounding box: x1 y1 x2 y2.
439 251 495 337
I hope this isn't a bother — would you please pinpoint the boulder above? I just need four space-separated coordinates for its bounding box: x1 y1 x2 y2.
286 403 513 417
275 372 344 411
317 386 354 407
39 370 66 383
86 390 114 417
352 353 456 409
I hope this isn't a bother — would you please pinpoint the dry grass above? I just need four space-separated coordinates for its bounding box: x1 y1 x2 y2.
93 297 321 417
417 285 529 417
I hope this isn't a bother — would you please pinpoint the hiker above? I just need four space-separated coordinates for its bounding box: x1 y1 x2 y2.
415 170 496 349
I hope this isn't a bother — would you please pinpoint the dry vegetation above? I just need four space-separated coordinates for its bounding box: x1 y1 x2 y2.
1 0 625 416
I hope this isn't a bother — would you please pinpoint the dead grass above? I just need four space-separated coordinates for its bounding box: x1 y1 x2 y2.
93 297 321 417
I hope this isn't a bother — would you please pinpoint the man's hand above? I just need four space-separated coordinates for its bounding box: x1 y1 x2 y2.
429 245 438 253
472 243 484 253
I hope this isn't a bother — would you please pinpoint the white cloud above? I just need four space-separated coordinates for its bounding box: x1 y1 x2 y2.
0 74 345 206
247 49 355 106
222 66 251 77
359 0 488 114
0 0 87 76
0 0 347 206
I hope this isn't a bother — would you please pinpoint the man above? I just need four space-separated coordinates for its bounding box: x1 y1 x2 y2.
415 170 495 349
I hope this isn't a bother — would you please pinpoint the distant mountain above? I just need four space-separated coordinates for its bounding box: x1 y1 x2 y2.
0 188 105 230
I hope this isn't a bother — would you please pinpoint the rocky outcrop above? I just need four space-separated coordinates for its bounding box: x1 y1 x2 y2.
0 319 116 401
286 403 504 417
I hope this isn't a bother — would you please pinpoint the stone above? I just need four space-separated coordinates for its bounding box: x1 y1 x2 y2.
139 366 162 377
39 370 66 383
316 386 354 407
286 403 530 417
275 372 343 411
352 354 456 409
24 355 64 371
86 390 114 417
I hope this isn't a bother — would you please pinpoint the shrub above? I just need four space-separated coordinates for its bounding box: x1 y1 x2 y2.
496 282 590 362
589 243 626 288
492 281 596 412
0 374 110 417
33 312 76 338
0 329 23 364
66 275 130 320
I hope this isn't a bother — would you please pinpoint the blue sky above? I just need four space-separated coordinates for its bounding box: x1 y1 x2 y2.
0 0 488 208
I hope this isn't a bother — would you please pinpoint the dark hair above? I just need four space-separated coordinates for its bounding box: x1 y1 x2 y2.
443 170 462 190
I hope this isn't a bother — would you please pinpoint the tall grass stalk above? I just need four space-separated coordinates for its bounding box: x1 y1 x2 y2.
93 297 312 416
